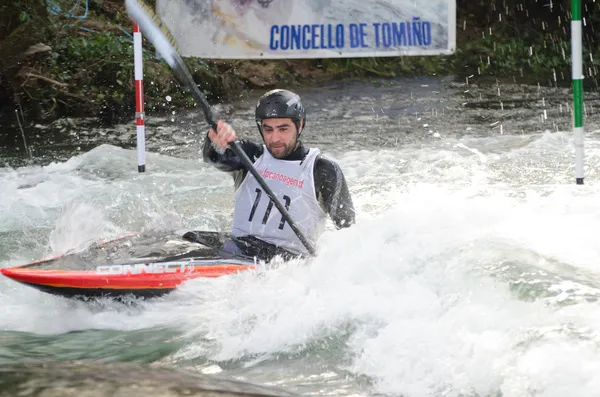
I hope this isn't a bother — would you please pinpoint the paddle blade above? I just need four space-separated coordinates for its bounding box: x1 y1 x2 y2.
124 0 180 67
124 0 217 129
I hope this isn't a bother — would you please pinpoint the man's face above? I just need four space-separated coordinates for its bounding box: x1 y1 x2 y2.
261 118 300 158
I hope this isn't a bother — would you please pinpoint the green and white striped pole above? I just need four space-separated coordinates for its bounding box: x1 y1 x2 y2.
572 0 584 184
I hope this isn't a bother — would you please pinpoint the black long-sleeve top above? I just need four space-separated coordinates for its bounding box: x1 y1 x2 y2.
202 136 356 229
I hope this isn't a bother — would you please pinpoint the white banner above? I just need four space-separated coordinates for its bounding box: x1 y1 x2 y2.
156 0 456 59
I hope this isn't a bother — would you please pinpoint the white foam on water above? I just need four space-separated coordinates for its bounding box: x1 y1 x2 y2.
169 188 600 396
168 132 600 397
0 144 234 334
3 132 600 396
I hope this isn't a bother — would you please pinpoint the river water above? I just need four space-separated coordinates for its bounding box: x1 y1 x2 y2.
3 76 600 397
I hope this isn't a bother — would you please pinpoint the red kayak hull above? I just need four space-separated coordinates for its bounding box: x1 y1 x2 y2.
0 260 254 297
1 261 255 288
1 261 255 299
0 230 275 300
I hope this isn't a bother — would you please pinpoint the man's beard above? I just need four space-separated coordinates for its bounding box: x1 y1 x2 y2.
267 139 297 159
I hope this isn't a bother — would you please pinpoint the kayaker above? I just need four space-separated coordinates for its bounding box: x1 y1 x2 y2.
202 88 355 259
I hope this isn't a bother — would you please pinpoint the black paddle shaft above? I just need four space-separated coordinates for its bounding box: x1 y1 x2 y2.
170 50 316 256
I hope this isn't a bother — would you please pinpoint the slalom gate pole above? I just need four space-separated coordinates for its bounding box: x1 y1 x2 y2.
572 0 584 184
134 22 146 173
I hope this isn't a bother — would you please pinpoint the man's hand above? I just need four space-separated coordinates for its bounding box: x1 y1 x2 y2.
208 120 237 149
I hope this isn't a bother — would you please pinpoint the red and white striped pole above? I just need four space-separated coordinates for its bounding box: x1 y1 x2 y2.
134 22 146 173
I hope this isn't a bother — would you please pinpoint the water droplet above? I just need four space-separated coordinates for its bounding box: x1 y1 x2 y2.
166 95 172 102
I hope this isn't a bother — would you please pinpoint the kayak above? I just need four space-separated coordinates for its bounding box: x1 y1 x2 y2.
0 230 280 300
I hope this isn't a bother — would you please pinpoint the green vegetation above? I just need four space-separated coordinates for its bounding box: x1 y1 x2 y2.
2 0 600 136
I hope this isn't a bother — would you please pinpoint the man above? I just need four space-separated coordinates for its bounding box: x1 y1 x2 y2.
202 89 355 260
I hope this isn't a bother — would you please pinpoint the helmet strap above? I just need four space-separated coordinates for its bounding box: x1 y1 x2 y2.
256 122 264 137
295 119 303 136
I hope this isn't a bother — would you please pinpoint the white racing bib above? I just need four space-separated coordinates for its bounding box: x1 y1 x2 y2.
231 145 326 255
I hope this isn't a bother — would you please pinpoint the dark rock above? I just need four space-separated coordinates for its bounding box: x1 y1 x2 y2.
0 360 300 397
